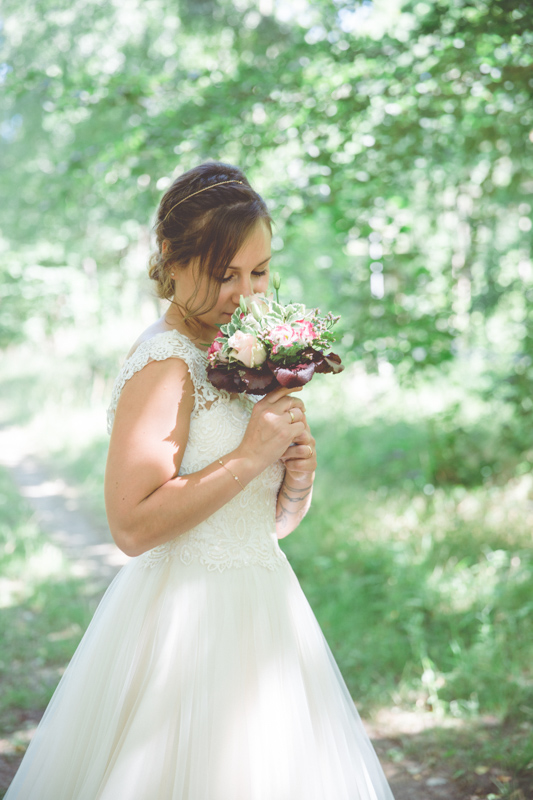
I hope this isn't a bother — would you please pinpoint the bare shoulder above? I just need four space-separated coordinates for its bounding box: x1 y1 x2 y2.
114 355 195 435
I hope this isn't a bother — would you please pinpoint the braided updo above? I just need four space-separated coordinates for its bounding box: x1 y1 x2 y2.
148 162 271 325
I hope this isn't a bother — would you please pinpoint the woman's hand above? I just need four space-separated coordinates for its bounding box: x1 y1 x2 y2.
275 400 316 539
280 412 317 483
237 386 307 471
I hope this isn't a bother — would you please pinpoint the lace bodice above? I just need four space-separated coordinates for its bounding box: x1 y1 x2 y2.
106 330 287 572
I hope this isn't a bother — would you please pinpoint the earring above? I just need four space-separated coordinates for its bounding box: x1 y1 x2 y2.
171 272 175 277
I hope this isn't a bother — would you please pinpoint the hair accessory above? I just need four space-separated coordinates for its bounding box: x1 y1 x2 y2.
218 459 245 491
163 180 246 221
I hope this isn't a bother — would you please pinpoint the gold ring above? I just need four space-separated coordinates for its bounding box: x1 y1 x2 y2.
306 445 313 458
288 409 295 424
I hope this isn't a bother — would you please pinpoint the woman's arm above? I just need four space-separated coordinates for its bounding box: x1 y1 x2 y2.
275 423 317 539
104 358 305 557
276 471 315 539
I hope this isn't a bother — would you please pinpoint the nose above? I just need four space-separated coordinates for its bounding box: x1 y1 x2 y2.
232 273 253 300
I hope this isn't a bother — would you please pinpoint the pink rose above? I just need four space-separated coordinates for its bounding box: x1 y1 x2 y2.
227 330 267 368
295 319 317 344
207 339 223 357
268 324 298 352
207 333 229 363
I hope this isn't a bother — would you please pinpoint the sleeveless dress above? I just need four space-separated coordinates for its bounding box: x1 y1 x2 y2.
6 330 395 800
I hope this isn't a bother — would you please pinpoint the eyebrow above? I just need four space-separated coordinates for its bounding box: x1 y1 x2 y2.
226 256 272 270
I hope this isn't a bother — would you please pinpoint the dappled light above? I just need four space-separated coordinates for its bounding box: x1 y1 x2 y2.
1 0 533 796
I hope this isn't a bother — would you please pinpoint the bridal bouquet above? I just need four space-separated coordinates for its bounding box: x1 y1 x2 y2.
206 293 344 395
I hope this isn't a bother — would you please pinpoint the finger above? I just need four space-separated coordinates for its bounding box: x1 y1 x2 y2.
285 406 304 424
290 422 312 440
281 443 315 461
291 427 311 443
265 386 303 405
289 420 306 440
273 398 306 417
286 398 306 413
284 458 316 474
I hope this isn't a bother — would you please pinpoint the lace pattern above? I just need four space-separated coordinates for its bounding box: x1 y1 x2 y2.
106 330 287 572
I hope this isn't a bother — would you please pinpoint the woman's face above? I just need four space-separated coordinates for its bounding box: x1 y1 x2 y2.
174 219 272 341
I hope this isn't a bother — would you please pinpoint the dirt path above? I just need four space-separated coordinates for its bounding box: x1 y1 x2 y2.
0 425 470 799
0 425 128 585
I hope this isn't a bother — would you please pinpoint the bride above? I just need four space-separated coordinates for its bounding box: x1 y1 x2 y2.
6 162 395 799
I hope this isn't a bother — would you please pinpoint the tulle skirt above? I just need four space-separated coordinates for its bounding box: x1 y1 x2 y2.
6 555 394 799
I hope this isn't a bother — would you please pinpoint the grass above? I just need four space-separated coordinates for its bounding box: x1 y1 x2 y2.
0 467 99 736
278 413 533 791
284 472 533 716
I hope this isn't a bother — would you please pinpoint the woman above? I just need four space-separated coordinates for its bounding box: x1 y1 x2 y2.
6 162 395 799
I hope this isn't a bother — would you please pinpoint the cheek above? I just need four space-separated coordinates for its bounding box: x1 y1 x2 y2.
213 284 231 307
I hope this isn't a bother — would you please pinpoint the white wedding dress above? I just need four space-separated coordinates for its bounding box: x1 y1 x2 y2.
6 330 394 800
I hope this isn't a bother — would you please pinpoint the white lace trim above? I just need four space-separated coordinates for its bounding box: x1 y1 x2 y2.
139 519 288 573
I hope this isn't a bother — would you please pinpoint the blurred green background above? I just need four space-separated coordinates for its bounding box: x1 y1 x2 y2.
1 0 533 793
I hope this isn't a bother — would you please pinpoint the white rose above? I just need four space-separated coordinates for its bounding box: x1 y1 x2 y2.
227 330 268 368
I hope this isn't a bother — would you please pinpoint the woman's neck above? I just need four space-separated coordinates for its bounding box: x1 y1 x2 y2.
161 310 214 351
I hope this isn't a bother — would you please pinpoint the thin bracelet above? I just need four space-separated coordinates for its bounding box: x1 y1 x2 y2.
218 459 245 492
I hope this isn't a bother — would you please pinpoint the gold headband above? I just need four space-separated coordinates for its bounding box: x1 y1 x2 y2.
163 180 245 221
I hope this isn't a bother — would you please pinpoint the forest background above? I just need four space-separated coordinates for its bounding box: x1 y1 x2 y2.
1 0 533 796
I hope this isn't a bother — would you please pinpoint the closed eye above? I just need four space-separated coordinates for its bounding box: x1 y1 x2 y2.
220 269 269 284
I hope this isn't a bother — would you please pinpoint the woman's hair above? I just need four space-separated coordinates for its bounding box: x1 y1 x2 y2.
148 162 271 327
